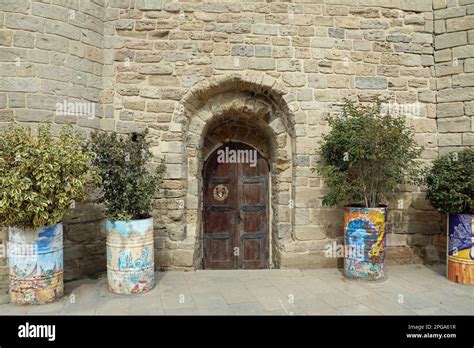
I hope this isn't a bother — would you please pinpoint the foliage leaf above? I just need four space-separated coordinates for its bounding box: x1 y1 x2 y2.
314 99 422 208
88 130 165 221
424 149 473 214
0 125 96 230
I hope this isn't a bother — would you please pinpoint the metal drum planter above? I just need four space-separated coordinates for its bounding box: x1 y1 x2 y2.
343 207 387 281
447 214 474 285
106 218 154 294
8 224 64 305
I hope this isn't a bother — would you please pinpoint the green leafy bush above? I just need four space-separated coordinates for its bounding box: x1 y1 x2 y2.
315 99 422 208
0 125 96 230
89 130 165 221
425 149 473 214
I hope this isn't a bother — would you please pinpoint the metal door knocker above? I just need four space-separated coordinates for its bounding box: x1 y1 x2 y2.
213 184 229 201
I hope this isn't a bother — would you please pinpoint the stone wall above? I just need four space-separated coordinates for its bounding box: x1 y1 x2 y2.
0 0 107 302
0 0 105 132
103 0 441 269
0 0 473 302
433 0 474 155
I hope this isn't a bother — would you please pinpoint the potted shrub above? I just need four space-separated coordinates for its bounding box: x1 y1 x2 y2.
89 130 165 295
0 125 95 305
424 148 473 284
315 100 421 281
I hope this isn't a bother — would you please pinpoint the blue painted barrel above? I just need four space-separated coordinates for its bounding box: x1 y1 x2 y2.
8 224 64 305
447 213 473 284
106 218 155 294
343 207 387 281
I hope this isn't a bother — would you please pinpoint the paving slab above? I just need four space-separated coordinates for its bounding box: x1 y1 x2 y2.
318 289 363 308
190 289 229 309
0 265 471 315
229 302 274 315
218 284 257 304
414 306 454 315
294 298 339 315
95 298 130 315
337 304 380 315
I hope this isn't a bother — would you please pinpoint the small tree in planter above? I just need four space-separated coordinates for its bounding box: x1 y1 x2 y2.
315 99 421 281
0 125 95 305
424 148 473 284
89 130 165 295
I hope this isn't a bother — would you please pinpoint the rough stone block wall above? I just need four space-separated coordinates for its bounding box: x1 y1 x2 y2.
0 0 107 302
102 0 442 269
0 0 473 302
62 202 106 280
0 0 105 132
433 0 474 155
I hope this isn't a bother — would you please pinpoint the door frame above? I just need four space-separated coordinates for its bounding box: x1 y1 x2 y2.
200 141 272 269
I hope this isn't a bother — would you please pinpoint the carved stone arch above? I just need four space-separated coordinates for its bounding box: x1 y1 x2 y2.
179 73 296 269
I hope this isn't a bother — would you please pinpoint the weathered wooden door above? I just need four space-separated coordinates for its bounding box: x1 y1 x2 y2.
203 142 269 269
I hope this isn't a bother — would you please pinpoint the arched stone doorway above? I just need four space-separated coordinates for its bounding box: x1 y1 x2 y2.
203 141 270 269
179 73 296 269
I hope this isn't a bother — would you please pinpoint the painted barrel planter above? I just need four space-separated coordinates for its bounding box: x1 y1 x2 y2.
106 217 155 294
447 213 474 285
343 207 387 281
8 224 64 305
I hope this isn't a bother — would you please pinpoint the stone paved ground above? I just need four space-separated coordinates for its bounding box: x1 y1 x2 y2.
0 264 472 315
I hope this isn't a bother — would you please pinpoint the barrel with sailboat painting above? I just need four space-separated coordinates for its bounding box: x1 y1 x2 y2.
8 224 64 305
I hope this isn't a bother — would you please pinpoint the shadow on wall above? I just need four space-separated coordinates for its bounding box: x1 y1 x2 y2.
62 202 106 281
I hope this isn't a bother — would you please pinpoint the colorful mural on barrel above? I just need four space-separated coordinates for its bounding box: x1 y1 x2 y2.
8 224 64 305
343 207 387 281
106 218 155 294
447 214 474 285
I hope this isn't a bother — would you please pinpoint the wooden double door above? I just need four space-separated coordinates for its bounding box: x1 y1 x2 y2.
203 142 269 269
